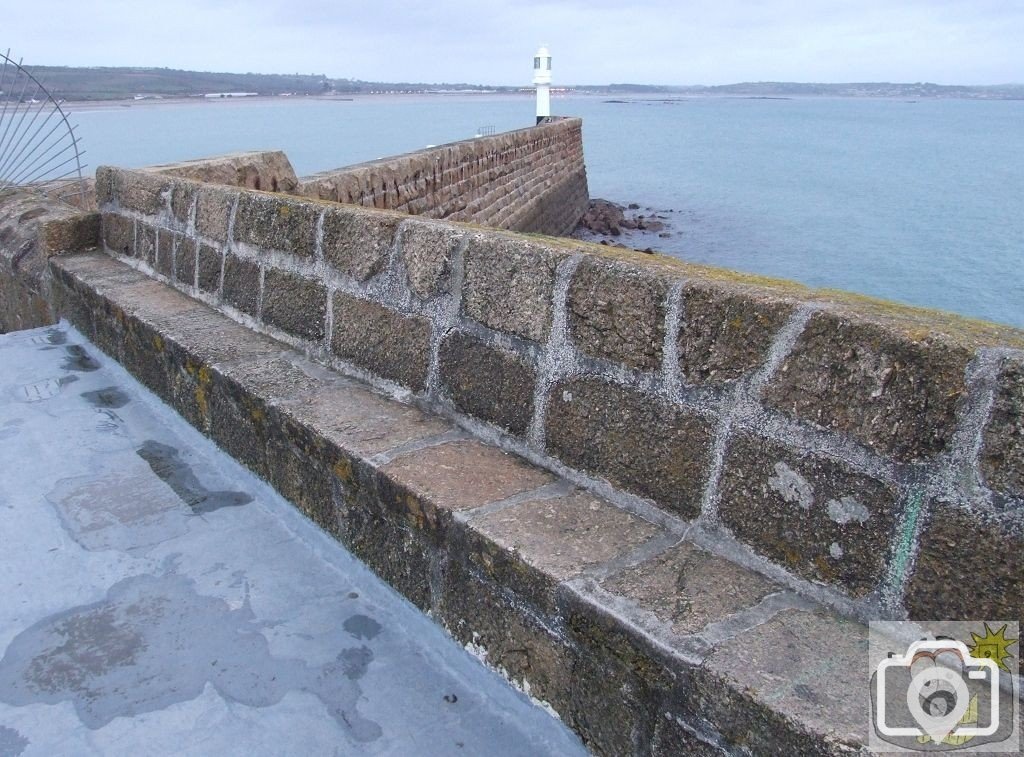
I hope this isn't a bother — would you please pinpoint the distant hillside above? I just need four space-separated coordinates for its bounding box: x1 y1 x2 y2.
586 81 1024 99
21 67 333 100
20 66 517 101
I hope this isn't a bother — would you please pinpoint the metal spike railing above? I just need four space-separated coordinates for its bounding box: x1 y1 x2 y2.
0 50 87 202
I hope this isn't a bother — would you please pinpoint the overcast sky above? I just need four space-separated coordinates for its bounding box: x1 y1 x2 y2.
7 0 1022 85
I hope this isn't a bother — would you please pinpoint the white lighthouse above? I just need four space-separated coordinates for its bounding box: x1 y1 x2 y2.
533 45 552 125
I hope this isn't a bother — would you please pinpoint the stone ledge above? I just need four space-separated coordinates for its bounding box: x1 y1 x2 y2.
50 250 870 755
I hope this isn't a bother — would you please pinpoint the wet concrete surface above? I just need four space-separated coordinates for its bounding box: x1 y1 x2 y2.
0 322 587 756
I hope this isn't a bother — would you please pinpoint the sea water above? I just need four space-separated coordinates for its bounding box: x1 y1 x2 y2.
68 94 1024 327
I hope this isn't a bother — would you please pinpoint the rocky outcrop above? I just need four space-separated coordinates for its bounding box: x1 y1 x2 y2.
573 199 674 253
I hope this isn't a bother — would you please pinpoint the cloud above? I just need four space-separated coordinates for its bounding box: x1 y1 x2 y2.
5 0 1022 84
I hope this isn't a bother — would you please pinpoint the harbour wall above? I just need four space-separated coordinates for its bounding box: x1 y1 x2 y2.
295 118 589 237
3 136 1024 753
85 162 1024 629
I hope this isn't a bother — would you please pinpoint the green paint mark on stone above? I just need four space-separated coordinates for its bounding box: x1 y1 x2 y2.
885 487 926 602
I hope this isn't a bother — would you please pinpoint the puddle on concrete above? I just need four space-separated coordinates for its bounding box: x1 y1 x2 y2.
61 345 100 373
34 329 69 352
137 440 252 514
338 646 373 680
0 725 29 757
344 614 383 641
0 573 382 741
81 387 131 409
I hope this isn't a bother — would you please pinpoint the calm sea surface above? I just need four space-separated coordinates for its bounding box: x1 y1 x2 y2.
69 94 1024 327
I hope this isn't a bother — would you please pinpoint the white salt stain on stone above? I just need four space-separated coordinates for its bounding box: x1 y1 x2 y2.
768 462 813 510
826 496 870 525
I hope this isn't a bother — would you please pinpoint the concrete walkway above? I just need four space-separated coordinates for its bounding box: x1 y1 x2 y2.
0 323 587 756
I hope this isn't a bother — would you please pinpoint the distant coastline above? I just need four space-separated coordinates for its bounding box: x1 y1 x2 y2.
24 65 1024 104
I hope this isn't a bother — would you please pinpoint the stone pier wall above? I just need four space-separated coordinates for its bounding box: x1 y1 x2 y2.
0 191 99 333
295 118 589 237
94 164 1024 630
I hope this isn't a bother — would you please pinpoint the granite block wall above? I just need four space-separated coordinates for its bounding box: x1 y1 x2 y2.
295 118 589 237
95 164 1024 627
0 190 99 333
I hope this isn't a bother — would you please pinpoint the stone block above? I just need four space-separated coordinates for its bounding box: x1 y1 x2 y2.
601 541 778 636
39 213 100 254
120 312 173 401
279 382 453 459
462 233 565 342
222 254 260 317
651 714 730 757
398 218 462 298
234 192 318 258
156 339 210 432
436 548 576 711
154 300 283 367
380 440 554 524
216 352 322 404
170 179 196 223
438 331 536 436
115 169 169 216
155 229 175 279
265 410 343 536
717 432 898 596
701 609 868 753
545 377 714 518
471 489 659 582
567 257 669 372
101 213 133 257
980 356 1024 500
261 268 327 342
763 311 971 462
94 165 116 207
560 589 674 754
331 292 431 391
322 205 400 282
343 470 437 610
196 242 222 294
195 185 237 242
146 150 298 192
206 368 272 478
174 236 196 286
905 504 1023 628
137 224 157 267
678 282 794 386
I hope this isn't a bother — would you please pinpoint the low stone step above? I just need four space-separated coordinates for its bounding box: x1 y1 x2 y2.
52 250 869 755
